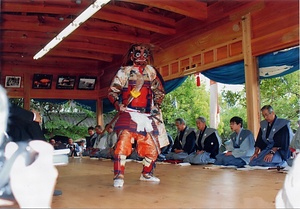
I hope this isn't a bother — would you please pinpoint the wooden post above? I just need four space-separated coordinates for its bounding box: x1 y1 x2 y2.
23 73 31 110
242 13 260 137
96 98 104 127
209 80 219 129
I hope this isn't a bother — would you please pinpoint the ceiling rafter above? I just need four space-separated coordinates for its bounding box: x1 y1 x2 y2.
103 4 175 27
2 36 128 55
1 20 151 43
2 54 99 69
2 43 114 62
2 2 176 35
119 0 208 20
2 30 131 51
1 1 87 15
93 10 176 35
47 48 113 62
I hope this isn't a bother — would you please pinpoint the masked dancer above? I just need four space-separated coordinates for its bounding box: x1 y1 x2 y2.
107 44 168 188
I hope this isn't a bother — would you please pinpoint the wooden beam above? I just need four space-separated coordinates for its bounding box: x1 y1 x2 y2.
96 99 104 127
47 49 113 62
242 13 260 137
2 55 99 70
2 44 113 62
2 34 128 55
119 0 208 20
27 90 102 100
251 0 299 55
252 26 299 56
1 19 151 43
103 4 175 27
71 26 150 43
1 1 87 15
93 11 176 35
23 73 31 110
154 20 242 67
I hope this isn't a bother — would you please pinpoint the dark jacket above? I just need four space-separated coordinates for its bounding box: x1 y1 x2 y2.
7 104 45 142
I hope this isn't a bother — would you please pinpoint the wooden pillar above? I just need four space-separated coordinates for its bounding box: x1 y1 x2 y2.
209 80 219 129
242 13 260 136
23 73 31 110
96 98 104 127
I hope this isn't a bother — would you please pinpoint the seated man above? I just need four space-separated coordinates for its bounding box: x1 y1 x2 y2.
97 124 117 159
165 118 196 161
214 116 255 168
249 105 293 167
66 138 80 157
49 138 56 147
89 125 105 158
184 116 221 165
86 126 97 149
77 140 86 157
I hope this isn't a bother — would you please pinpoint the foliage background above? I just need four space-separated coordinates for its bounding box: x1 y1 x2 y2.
161 70 299 140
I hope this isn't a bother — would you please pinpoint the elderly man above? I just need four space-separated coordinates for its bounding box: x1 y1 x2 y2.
184 116 222 164
165 118 196 161
249 105 293 167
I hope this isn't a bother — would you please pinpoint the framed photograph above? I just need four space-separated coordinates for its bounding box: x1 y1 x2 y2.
78 76 97 90
5 76 21 88
32 74 53 89
56 76 76 89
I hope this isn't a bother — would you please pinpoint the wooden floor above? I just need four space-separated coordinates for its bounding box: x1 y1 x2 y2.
48 157 286 209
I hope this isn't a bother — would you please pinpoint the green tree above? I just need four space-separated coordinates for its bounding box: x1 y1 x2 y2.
161 75 210 138
30 100 96 140
219 88 247 138
259 70 300 130
220 70 300 134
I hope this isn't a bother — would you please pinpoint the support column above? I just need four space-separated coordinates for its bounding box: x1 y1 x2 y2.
23 73 31 110
210 80 219 129
242 13 260 136
96 98 104 127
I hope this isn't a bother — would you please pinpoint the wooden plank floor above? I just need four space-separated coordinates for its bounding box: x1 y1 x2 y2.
50 157 286 208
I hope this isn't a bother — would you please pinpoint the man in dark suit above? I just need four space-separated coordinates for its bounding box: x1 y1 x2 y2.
7 103 45 142
5 103 62 196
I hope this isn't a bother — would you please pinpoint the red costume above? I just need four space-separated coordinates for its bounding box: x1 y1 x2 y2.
107 44 166 187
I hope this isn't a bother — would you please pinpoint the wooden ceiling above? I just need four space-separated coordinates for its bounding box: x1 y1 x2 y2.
1 0 209 68
1 0 261 72
1 0 299 94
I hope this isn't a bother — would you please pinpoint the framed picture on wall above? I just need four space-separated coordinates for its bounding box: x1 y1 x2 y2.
32 74 53 89
56 75 76 89
77 76 97 90
5 76 21 88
